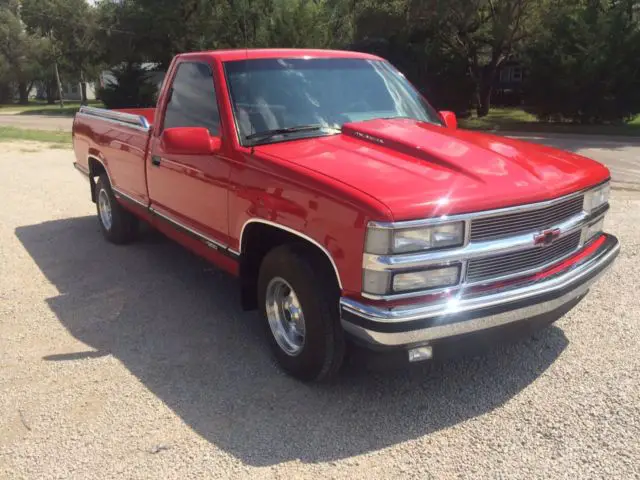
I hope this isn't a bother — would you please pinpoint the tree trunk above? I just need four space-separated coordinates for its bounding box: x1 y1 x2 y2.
80 82 87 105
18 81 28 105
476 61 500 118
0 82 10 104
46 80 55 104
477 83 492 117
54 61 64 108
468 62 483 117
80 71 88 105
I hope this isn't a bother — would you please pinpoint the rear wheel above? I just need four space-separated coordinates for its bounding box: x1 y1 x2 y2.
258 244 345 381
95 174 138 244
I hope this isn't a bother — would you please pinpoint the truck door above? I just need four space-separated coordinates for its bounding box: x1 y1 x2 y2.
146 60 232 246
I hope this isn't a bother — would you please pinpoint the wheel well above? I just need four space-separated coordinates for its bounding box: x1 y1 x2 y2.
88 156 106 202
239 223 340 310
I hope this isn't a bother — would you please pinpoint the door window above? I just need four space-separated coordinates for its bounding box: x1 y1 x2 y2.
164 62 221 135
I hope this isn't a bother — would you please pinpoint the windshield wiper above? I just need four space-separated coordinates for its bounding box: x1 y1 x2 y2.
245 124 340 141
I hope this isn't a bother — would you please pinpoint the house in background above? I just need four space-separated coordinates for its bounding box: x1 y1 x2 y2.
61 81 96 101
493 60 524 106
33 63 165 103
33 80 96 102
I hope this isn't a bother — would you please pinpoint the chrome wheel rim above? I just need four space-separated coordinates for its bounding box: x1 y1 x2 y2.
265 277 306 356
98 189 113 231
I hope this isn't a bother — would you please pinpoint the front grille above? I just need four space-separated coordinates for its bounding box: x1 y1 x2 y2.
466 230 582 283
470 195 584 242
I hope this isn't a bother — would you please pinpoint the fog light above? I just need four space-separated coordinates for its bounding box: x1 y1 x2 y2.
408 346 433 362
584 217 605 242
392 265 460 293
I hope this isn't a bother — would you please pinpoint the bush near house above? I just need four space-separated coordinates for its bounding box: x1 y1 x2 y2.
97 64 158 109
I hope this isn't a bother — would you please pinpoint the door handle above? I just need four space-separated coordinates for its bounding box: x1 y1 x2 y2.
151 155 161 167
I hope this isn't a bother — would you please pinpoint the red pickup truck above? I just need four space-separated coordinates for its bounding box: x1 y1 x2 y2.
73 49 619 381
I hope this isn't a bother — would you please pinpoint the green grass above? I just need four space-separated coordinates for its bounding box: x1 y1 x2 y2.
0 126 71 144
0 100 103 117
460 108 640 136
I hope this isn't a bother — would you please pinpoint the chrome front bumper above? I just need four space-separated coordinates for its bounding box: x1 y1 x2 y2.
340 234 619 348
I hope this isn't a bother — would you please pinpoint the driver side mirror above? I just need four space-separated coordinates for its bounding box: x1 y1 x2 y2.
161 127 222 155
439 111 458 130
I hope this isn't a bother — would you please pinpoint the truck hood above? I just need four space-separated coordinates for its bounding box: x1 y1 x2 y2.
254 118 610 220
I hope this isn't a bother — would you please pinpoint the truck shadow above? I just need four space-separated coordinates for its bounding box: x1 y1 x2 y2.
16 216 568 466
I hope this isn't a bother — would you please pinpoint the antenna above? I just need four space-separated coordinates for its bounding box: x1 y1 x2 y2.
243 0 249 58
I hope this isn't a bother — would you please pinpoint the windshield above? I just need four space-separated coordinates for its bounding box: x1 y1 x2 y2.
224 57 442 145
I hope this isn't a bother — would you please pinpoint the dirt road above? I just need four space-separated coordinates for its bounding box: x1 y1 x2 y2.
0 114 73 132
0 141 638 479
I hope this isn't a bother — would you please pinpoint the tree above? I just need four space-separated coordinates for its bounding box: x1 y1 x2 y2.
0 56 13 104
94 0 341 66
261 0 337 48
0 1 49 104
95 0 244 67
97 63 157 108
21 0 101 104
413 0 539 116
342 0 474 113
523 0 640 123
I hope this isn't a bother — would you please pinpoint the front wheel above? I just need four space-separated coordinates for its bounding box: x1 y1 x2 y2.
95 174 138 244
258 244 345 381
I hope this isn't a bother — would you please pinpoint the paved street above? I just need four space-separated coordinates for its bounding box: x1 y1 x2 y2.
509 133 640 189
0 140 638 479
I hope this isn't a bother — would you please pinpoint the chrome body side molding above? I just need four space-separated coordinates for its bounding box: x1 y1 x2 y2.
77 106 151 132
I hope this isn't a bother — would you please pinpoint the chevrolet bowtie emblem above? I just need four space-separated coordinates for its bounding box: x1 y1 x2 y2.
534 228 561 246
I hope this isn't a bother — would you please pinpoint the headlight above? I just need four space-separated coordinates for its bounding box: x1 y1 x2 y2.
363 264 461 295
583 182 610 213
365 221 465 254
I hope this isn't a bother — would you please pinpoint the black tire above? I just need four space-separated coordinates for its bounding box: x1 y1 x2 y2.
95 174 138 244
258 244 345 381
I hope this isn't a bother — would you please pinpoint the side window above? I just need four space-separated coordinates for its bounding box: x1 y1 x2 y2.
164 62 221 135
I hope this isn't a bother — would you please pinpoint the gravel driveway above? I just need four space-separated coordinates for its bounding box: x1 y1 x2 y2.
0 141 638 479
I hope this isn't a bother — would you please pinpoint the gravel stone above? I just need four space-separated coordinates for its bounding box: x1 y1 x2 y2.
0 141 638 479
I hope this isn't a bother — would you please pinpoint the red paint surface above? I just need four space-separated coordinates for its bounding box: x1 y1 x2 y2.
72 49 611 298
161 127 220 155
180 48 383 62
439 111 458 130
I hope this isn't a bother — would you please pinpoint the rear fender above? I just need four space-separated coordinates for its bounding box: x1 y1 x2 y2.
87 154 111 202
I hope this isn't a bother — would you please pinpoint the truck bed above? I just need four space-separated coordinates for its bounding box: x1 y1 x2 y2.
72 106 155 207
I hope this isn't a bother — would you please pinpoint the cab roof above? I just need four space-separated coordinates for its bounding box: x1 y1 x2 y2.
177 48 384 62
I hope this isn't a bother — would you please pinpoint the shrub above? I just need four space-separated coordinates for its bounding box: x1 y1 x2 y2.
523 2 640 124
97 63 158 109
